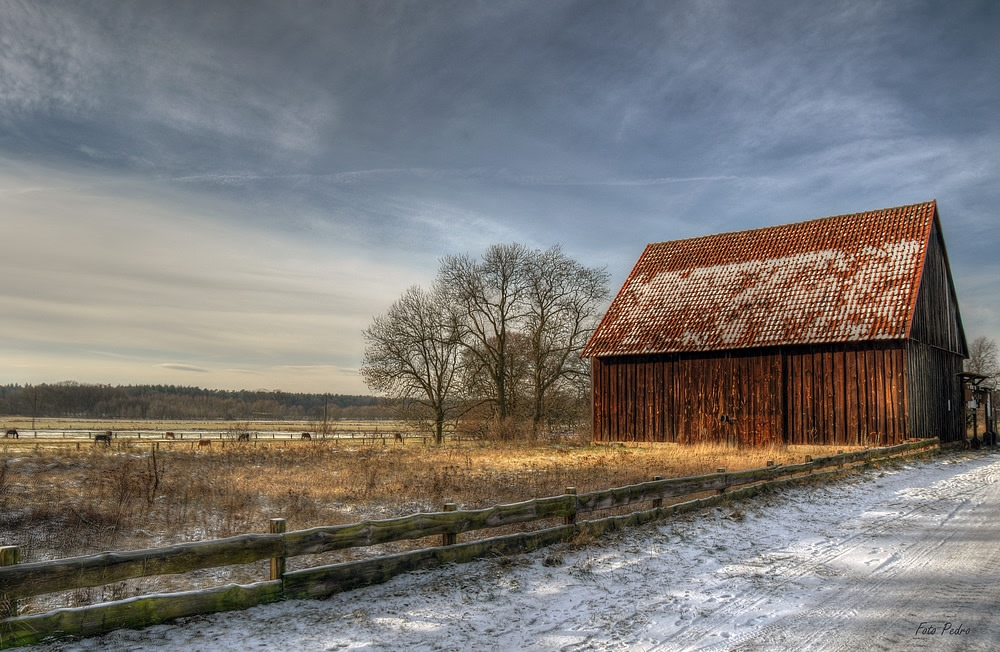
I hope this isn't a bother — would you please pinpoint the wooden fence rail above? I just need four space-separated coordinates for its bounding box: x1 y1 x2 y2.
0 439 938 648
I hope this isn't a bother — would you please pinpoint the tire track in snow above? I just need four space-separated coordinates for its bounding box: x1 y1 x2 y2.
673 452 1000 652
528 453 1000 651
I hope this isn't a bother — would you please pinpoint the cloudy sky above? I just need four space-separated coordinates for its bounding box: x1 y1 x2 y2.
2 1 998 395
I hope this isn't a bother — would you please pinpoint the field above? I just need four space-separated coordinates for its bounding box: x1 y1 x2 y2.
1 418 859 614
45 450 996 652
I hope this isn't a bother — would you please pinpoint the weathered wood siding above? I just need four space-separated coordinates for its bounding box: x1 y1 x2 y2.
908 218 966 355
781 343 906 446
905 342 964 441
592 343 915 446
903 216 967 442
591 349 784 446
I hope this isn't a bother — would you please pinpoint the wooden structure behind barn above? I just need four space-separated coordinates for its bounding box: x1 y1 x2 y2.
582 200 967 446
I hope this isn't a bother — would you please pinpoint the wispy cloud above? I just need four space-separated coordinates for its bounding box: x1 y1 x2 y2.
157 363 209 374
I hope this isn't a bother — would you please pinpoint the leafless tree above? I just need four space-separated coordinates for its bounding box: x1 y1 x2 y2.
439 243 533 421
361 284 465 445
523 245 610 434
367 243 610 441
966 336 999 383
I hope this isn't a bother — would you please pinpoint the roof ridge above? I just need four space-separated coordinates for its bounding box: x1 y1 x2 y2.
647 200 938 248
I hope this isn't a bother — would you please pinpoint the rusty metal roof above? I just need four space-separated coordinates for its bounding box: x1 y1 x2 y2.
583 201 939 357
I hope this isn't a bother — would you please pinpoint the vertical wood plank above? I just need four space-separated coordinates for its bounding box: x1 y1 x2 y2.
802 351 814 444
823 349 835 443
786 353 798 444
845 350 859 444
874 347 886 440
832 349 845 444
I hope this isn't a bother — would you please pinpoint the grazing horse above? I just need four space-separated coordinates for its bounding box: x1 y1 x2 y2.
164 432 176 440
237 432 250 442
393 432 404 443
198 439 212 448
300 432 312 440
4 428 18 439
94 432 112 445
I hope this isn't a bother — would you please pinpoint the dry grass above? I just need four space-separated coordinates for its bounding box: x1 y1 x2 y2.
2 437 850 557
0 433 861 614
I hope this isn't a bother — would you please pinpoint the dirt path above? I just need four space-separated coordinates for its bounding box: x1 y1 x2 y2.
21 450 1000 651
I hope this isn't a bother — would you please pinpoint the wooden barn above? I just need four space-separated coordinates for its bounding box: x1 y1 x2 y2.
582 200 967 446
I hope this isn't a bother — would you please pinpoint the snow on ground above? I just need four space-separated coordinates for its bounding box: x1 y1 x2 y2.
21 449 1000 651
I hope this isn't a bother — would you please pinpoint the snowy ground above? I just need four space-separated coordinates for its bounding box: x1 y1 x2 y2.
20 449 1000 651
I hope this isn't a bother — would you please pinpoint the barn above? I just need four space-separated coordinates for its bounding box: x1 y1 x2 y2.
582 200 967 446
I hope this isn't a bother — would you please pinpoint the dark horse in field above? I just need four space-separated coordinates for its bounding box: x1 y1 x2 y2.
4 428 17 439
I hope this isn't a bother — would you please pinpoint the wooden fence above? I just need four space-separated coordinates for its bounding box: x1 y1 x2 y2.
0 439 938 648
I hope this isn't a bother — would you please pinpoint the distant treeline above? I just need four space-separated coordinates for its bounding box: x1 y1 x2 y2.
0 382 390 421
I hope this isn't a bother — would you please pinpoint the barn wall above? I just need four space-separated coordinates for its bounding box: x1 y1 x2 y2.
905 341 965 442
902 216 966 442
590 349 782 446
782 343 907 446
591 343 913 446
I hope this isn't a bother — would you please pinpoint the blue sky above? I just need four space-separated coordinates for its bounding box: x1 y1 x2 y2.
2 0 998 394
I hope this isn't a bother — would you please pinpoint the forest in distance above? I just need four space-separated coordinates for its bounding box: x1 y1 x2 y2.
0 382 388 421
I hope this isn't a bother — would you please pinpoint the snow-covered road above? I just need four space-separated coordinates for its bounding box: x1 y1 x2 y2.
24 450 1000 651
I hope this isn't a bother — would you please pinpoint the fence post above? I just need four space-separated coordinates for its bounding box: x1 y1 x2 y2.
716 468 726 494
564 487 577 525
442 503 458 546
1 545 20 618
652 476 663 509
269 518 286 581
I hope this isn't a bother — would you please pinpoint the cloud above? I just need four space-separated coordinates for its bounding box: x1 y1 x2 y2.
0 3 107 116
157 363 209 374
0 159 422 392
0 1 338 167
2 1 999 393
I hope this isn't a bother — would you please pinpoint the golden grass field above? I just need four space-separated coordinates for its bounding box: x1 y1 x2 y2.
1 418 864 612
1 418 856 546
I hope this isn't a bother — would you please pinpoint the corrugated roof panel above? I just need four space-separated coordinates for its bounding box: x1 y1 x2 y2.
583 201 937 357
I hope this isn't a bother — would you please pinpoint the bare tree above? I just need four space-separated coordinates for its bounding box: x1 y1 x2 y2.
361 285 464 445
966 336 999 383
439 243 532 421
523 245 610 433
367 243 610 441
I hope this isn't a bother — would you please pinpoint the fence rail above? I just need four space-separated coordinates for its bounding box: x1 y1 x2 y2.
0 439 938 648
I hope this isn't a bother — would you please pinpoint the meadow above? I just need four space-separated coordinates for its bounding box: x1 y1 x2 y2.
1 418 857 612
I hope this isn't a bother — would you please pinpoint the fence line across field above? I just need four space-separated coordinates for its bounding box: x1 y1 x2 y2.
0 429 412 440
0 439 939 649
0 429 426 451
